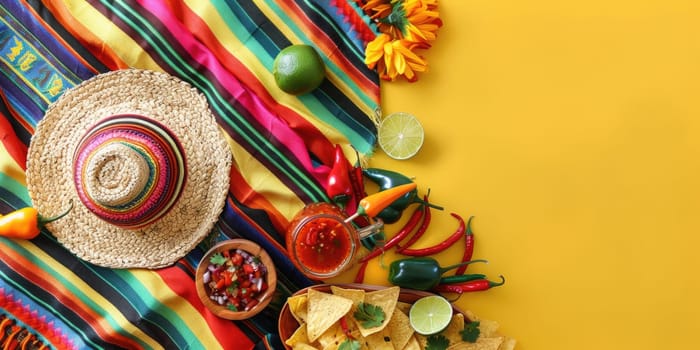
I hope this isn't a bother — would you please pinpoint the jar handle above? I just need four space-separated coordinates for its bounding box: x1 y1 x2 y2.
357 218 384 239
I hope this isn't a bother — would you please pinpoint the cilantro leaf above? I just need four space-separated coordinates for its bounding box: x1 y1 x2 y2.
209 252 227 265
353 302 385 328
338 339 361 350
461 321 481 343
426 334 449 350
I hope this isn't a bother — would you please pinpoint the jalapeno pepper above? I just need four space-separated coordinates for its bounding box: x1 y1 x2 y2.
0 203 72 239
363 168 443 224
387 257 487 290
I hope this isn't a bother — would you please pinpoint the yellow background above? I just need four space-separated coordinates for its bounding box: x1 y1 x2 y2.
332 1 700 348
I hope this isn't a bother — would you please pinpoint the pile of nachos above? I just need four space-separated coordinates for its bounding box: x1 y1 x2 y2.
282 286 516 350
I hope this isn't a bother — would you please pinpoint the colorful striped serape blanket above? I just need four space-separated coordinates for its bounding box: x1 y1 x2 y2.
0 1 379 349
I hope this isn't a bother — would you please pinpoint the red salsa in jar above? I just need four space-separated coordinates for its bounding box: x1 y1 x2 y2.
294 216 353 274
287 203 359 279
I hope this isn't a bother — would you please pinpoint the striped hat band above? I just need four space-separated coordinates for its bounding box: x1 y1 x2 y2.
72 115 187 229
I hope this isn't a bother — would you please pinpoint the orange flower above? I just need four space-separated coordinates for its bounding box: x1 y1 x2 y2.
401 0 442 45
365 33 428 82
375 0 442 47
361 0 442 82
360 0 393 20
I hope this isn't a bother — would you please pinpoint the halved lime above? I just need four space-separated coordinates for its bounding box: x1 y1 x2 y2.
409 295 453 335
377 112 424 160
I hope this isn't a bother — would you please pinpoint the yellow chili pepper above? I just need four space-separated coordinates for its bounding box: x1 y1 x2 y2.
0 203 73 239
356 182 417 218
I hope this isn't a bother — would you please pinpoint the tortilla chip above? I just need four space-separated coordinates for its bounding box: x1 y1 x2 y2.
478 320 500 338
346 326 374 350
447 336 504 350
402 335 421 350
293 343 319 350
388 309 413 350
317 323 346 350
415 334 428 350
357 286 400 337
331 286 366 305
499 338 517 350
285 323 311 347
287 293 309 324
443 313 466 345
331 286 366 316
464 310 478 322
363 326 394 350
396 301 412 315
306 289 353 343
463 311 500 338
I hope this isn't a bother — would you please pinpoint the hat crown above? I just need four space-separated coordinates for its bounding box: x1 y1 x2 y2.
84 142 151 207
73 114 187 230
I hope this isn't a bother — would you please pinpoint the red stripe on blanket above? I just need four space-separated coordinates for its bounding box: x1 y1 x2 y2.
0 112 27 170
157 264 255 350
157 0 337 166
0 246 142 349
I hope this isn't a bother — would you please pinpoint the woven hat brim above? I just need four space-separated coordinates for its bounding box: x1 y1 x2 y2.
26 69 232 269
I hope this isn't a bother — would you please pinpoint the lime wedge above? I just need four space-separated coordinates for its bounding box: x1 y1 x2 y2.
409 295 453 335
377 112 424 160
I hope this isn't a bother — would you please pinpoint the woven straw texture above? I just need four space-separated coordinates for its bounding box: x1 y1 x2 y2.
26 69 232 269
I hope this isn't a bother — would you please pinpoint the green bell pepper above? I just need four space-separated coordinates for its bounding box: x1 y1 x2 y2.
388 257 487 291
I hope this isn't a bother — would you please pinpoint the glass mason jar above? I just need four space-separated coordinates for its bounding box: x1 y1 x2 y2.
286 202 384 280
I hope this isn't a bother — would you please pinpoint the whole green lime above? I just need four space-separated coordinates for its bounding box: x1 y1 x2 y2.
273 44 326 95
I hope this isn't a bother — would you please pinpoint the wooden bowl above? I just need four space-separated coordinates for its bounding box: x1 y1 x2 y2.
195 239 277 320
277 283 468 348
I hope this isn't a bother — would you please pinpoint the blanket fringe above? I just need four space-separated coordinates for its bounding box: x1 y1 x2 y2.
0 315 49 350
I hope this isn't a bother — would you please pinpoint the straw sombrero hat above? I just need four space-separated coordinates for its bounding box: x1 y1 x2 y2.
26 69 232 269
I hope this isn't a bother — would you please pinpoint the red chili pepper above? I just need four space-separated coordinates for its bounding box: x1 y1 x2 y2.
326 145 354 207
396 194 432 251
433 275 505 293
339 316 354 339
354 260 368 283
359 202 424 263
348 148 370 227
398 212 466 256
455 216 475 275
348 147 367 203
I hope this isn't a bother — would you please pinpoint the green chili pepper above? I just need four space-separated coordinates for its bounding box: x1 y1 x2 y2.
387 257 487 291
363 168 442 224
439 273 487 285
